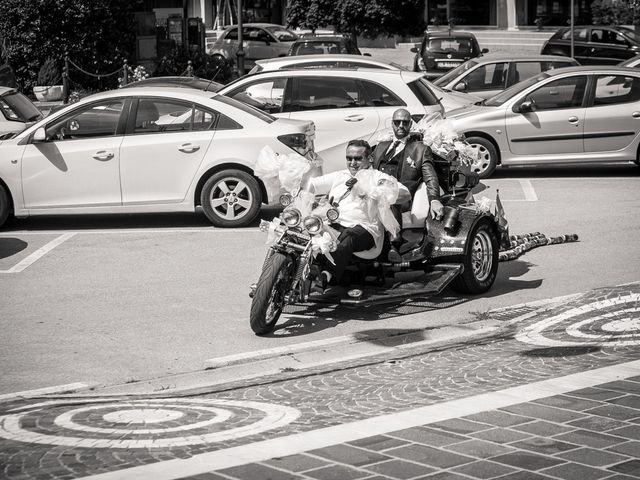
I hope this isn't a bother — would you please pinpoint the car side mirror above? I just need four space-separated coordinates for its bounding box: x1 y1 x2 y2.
410 46 418 53
363 53 371 57
453 81 467 92
481 48 489 54
33 127 47 142
518 100 535 113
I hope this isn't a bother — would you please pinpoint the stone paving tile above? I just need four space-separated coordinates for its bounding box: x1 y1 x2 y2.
607 459 640 477
509 436 581 455
347 435 409 452
264 453 330 472
427 418 494 435
449 459 517 479
469 427 533 444
568 388 628 402
417 472 471 480
442 438 515 459
599 381 640 395
461 411 533 428
608 395 640 410
385 444 475 469
480 471 556 480
510 420 577 436
540 462 613 480
606 441 640 457
556 447 632 467
363 458 437 479
533 394 605 411
499 403 587 423
608 425 640 441
554 429 629 449
586 405 640 421
218 463 304 480
567 416 631 432
307 445 391 467
387 427 467 447
489 451 566 471
176 473 229 480
304 464 371 480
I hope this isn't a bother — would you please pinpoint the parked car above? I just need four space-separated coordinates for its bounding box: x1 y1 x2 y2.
0 88 315 228
287 35 364 56
541 25 640 65
0 87 43 139
121 76 224 92
249 54 408 74
446 66 640 178
208 23 299 69
433 54 579 99
217 68 471 171
412 31 488 79
619 54 640 68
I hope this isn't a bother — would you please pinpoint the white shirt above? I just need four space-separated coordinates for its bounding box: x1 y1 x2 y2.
385 135 409 157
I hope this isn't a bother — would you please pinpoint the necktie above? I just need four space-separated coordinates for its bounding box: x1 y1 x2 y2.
386 140 400 160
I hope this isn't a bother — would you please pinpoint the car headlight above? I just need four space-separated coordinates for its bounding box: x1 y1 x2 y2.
303 215 323 234
282 208 301 227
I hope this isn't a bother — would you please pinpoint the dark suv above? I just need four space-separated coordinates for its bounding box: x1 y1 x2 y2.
411 31 488 79
541 25 640 65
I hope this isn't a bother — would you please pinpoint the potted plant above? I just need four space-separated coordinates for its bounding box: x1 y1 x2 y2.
33 57 63 101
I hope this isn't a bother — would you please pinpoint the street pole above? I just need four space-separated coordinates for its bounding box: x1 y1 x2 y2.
570 0 574 59
236 0 245 76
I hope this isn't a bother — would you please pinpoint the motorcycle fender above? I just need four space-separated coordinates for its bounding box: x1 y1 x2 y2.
426 210 497 260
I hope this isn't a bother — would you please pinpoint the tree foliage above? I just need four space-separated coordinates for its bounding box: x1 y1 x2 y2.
0 0 138 92
591 0 640 25
286 0 425 44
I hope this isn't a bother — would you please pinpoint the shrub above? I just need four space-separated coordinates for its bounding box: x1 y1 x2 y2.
37 58 61 86
155 49 233 84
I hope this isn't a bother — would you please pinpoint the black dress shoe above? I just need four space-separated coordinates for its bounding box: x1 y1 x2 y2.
387 246 402 263
311 271 329 293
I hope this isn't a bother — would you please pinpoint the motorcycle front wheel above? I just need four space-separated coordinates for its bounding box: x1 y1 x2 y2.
249 252 294 335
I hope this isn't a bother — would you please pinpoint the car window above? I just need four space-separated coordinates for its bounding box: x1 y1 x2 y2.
245 27 270 42
407 77 440 106
434 59 479 86
593 75 640 105
132 99 224 133
45 100 124 141
561 28 587 41
264 26 298 42
339 61 385 69
526 76 587 110
510 62 542 85
485 72 549 107
0 92 42 122
227 79 287 114
213 94 276 123
360 80 405 107
287 77 364 112
225 28 238 41
542 61 578 71
427 37 473 54
464 62 507 90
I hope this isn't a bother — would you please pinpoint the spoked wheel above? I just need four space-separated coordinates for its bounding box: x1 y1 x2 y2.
450 219 499 294
201 169 261 228
466 136 498 179
249 252 294 335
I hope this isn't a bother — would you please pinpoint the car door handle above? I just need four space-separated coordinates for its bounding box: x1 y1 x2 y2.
178 143 200 153
633 112 640 118
344 114 364 122
92 151 114 161
568 116 580 124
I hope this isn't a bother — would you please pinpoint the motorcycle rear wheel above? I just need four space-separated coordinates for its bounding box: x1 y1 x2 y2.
450 218 498 294
250 252 293 335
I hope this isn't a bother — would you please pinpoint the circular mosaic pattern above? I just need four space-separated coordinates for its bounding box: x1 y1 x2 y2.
516 293 640 347
0 398 300 448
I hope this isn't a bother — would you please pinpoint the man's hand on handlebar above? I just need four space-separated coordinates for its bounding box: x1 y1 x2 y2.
430 199 444 221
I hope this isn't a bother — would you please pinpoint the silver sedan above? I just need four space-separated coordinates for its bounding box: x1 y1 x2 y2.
447 65 640 178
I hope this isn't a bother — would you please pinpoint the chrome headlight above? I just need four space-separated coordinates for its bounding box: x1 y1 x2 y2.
326 208 339 222
303 215 323 234
282 208 301 227
279 193 293 207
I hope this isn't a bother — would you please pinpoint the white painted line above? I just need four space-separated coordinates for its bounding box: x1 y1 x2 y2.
518 179 538 201
0 382 94 402
78 359 640 480
0 233 76 273
0 228 262 236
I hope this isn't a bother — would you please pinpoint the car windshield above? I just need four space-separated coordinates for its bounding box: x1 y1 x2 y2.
212 93 276 123
426 37 473 54
264 26 298 42
618 26 640 42
434 60 479 86
484 72 549 106
0 91 42 122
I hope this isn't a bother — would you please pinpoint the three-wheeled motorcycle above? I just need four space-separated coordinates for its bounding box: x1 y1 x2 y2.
249 156 501 335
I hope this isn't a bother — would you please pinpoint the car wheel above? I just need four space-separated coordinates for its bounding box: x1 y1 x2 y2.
201 169 262 228
450 218 499 294
0 184 10 228
466 136 498 179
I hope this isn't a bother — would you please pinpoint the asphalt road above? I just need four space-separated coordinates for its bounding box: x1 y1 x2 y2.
0 163 638 395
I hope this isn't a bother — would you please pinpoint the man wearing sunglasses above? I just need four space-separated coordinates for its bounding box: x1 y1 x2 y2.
309 139 410 291
372 108 444 262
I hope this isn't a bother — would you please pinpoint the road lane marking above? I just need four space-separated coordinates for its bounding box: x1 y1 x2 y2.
0 382 94 402
78 359 640 480
518 179 538 201
0 228 263 236
0 233 76 273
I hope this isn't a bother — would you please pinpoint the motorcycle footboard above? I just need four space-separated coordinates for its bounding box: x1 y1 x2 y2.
314 264 463 306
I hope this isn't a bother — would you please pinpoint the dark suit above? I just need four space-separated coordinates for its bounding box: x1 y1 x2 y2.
372 138 441 203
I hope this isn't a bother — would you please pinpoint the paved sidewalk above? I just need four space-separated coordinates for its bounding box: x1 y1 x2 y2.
1 282 639 480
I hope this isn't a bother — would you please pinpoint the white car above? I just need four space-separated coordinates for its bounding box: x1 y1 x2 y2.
246 56 482 113
0 87 43 139
0 88 315 228
218 68 479 172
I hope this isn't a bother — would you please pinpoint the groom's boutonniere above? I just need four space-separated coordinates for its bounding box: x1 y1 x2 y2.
406 156 417 169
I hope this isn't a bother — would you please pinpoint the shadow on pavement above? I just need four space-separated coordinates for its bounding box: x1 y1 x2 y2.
491 163 639 179
483 259 543 298
520 346 602 357
0 238 28 259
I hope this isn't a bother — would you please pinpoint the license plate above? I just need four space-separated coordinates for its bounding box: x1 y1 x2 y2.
438 62 459 68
